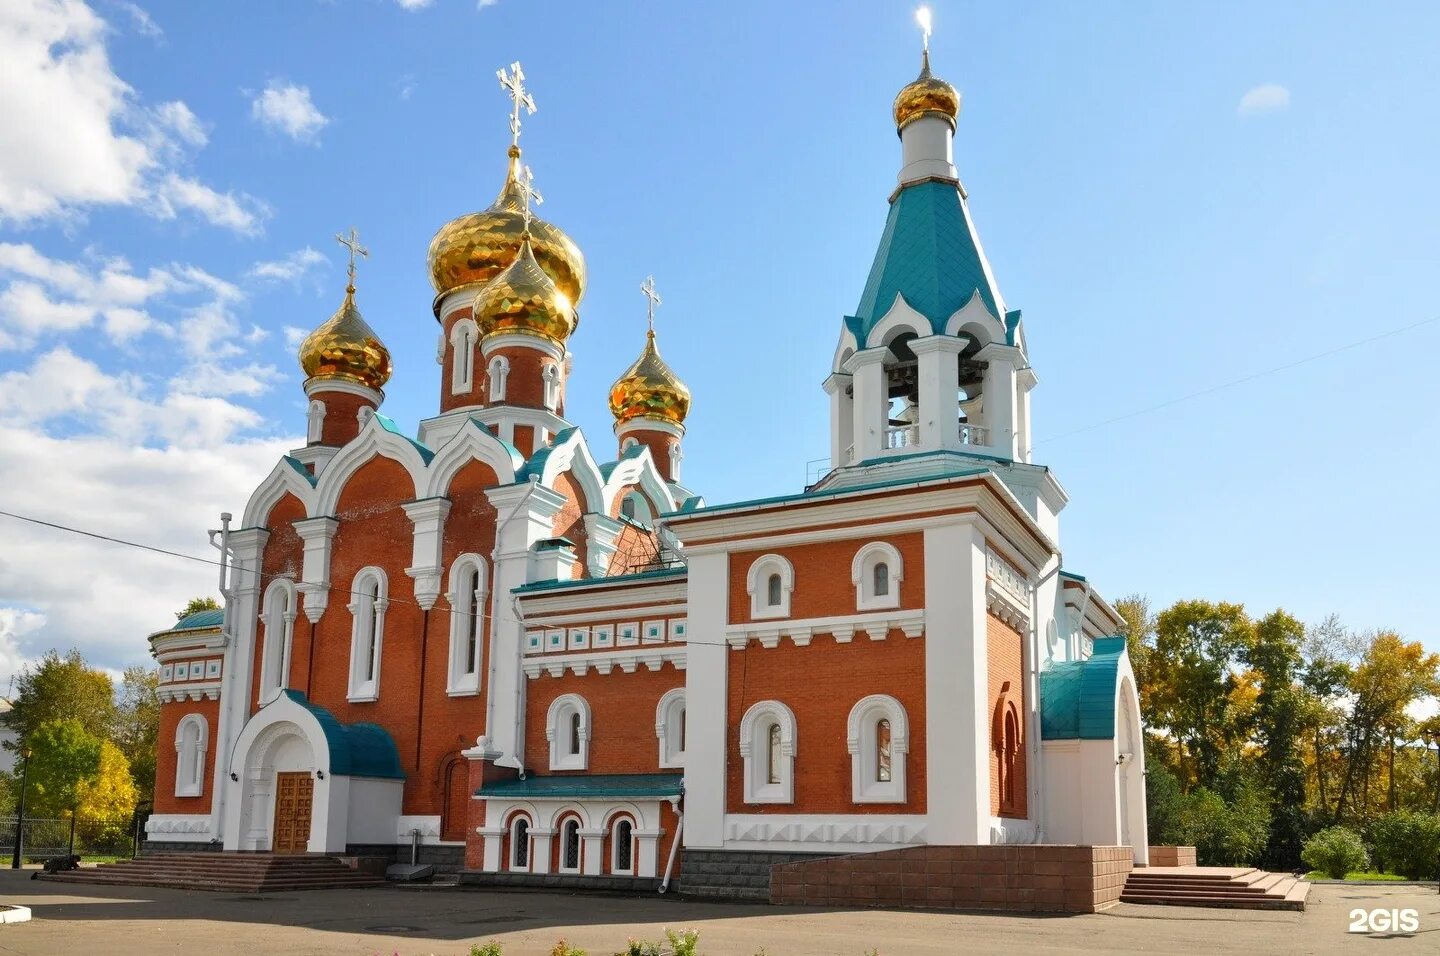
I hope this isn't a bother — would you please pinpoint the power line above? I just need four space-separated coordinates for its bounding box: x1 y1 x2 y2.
1035 314 1440 445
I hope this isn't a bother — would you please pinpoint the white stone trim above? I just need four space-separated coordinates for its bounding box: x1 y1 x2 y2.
157 682 222 703
615 417 684 441
241 457 318 529
655 687 686 768
346 566 388 702
599 445 677 518
523 646 686 678
174 713 209 797
144 814 213 840
487 353 509 402
745 553 793 619
450 317 479 394
847 694 908 803
303 377 383 404
312 415 428 517
306 399 325 444
420 417 523 499
723 814 927 853
546 693 591 771
480 330 566 362
851 541 903 611
986 547 1032 630
739 699 796 804
444 553 487 695
258 578 297 706
725 608 924 649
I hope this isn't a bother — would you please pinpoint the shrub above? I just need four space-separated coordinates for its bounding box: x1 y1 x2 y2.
470 943 503 956
1368 811 1440 880
664 929 699 956
550 941 586 956
618 940 662 956
1177 785 1271 866
1301 826 1369 879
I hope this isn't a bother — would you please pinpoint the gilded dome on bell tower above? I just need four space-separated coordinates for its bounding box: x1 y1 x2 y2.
298 282 392 392
471 232 577 344
893 49 960 132
608 330 691 426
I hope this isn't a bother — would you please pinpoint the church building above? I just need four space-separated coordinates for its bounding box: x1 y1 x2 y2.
143 33 1148 897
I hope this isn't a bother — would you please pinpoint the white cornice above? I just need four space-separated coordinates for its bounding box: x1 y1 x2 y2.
157 682 222 703
725 608 925 649
516 577 687 616
480 331 566 362
616 418 684 440
304 378 383 404
522 603 688 629
522 645 686 679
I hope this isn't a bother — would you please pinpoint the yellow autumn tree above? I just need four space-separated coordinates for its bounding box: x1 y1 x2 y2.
75 739 138 824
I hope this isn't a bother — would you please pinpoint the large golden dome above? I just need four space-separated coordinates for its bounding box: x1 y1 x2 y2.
472 234 576 344
426 146 586 313
608 331 690 426
893 50 959 131
299 284 392 391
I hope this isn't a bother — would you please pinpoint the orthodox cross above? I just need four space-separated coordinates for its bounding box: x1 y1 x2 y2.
516 165 543 232
497 61 537 147
335 227 368 288
640 275 662 334
916 6 933 53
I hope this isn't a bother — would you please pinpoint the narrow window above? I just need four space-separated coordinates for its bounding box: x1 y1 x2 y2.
569 710 582 756
766 573 782 607
876 718 892 782
365 579 381 682
614 819 633 872
621 495 636 520
1003 711 1019 808
678 707 687 753
512 817 530 868
766 722 782 785
462 567 479 676
873 561 889 597
562 818 580 870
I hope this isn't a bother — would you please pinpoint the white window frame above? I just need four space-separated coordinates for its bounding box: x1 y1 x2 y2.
852 541 903 611
557 814 583 874
508 813 532 872
546 693 591 770
445 553 488 695
746 553 794 620
305 399 325 444
620 436 639 453
488 355 510 402
450 317 478 394
739 699 796 804
347 566 389 702
174 713 208 798
655 687 686 768
668 441 683 481
259 578 297 705
542 362 562 411
609 814 636 875
847 694 909 803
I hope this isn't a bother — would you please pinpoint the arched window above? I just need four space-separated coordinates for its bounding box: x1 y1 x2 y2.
611 817 634 874
259 579 297 704
542 362 562 411
305 399 325 444
620 495 636 520
745 554 794 619
347 567 388 702
445 554 487 695
739 700 796 804
992 691 1025 817
547 694 591 770
450 318 478 394
847 694 908 803
174 713 208 798
488 355 510 402
509 815 531 871
852 541 903 611
668 442 683 482
1002 709 1019 809
656 688 686 768
559 816 582 873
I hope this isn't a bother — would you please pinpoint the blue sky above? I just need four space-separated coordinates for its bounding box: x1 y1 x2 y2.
2 0 1438 684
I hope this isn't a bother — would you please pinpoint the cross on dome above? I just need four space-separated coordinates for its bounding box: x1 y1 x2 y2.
916 6 933 53
335 226 368 290
497 61 537 148
640 275 662 334
516 164 543 233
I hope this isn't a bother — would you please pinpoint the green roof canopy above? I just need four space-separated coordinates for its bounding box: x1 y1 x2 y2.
166 609 224 632
282 690 405 779
478 773 683 800
1040 637 1128 740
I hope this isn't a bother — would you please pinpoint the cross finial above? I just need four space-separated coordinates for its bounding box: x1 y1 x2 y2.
916 6 933 54
497 61 537 148
640 275 662 334
335 227 368 291
515 164 543 234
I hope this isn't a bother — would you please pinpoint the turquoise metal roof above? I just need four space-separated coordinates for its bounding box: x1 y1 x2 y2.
514 566 686 594
375 413 435 464
1039 637 1127 740
282 690 405 779
847 179 1002 345
172 609 223 631
284 456 318 486
478 773 683 800
664 465 988 520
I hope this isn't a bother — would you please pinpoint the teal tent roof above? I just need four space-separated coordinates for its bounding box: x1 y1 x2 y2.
282 690 405 779
1040 637 1128 740
154 609 224 634
478 773 683 800
847 179 1002 345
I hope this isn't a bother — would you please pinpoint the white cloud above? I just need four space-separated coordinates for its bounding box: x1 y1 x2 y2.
249 247 328 286
283 326 310 349
108 0 161 38
396 0 432 8
0 0 264 233
478 0 499 8
1238 83 1290 117
250 80 330 142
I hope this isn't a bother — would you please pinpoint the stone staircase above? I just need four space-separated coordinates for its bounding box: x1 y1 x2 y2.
1121 866 1309 911
38 853 387 893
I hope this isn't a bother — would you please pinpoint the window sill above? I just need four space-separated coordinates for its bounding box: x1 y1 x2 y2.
347 691 379 704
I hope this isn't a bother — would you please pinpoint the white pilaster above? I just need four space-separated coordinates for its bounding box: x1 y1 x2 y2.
845 348 889 462
923 521 989 843
579 828 605 875
583 514 623 578
478 825 505 871
635 828 664 878
529 827 555 874
294 516 339 623
911 335 965 450
976 343 1021 460
211 527 268 847
1016 366 1038 464
401 497 453 610
682 550 729 848
822 372 854 468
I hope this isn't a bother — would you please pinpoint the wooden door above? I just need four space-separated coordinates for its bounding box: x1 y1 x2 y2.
272 771 314 853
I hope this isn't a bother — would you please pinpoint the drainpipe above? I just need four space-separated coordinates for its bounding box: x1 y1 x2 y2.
1028 555 1062 844
486 478 540 777
658 797 684 894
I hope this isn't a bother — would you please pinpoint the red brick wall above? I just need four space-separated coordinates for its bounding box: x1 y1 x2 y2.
726 635 927 814
986 614 1027 819
311 390 375 447
524 668 682 775
771 844 1133 913
153 697 220 813
549 471 589 577
728 533 926 624
488 345 558 412
607 518 662 575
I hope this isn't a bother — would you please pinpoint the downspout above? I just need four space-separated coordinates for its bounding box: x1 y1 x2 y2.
207 512 234 844
487 477 540 777
659 796 684 894
1028 555 1062 843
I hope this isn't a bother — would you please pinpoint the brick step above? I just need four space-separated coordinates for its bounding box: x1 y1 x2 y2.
39 852 386 893
43 872 385 892
1120 868 1306 912
1120 880 1281 894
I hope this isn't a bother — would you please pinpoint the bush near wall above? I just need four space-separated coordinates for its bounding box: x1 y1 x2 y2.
1301 826 1369 879
1368 811 1440 880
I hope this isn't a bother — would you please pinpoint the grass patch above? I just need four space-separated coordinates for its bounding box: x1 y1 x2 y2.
1305 870 1407 882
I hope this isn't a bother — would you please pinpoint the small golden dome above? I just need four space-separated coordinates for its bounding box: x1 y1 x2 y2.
893 49 960 131
609 330 691 426
298 285 392 391
472 234 576 344
426 146 586 311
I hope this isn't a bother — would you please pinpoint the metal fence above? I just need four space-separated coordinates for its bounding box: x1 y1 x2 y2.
0 815 138 863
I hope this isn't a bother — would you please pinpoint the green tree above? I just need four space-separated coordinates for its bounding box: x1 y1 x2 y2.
76 739 138 824
2 650 117 749
24 719 103 816
1241 609 1310 868
175 596 221 620
114 666 160 802
1114 594 1156 711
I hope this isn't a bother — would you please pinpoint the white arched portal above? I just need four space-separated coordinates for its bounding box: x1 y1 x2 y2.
1117 675 1148 864
235 719 318 852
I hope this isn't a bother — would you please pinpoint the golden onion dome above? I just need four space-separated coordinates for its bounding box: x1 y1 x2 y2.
298 284 392 391
608 330 691 426
426 146 586 312
893 49 960 132
472 233 577 344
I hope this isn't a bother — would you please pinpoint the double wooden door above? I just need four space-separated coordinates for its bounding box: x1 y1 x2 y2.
272 771 314 853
